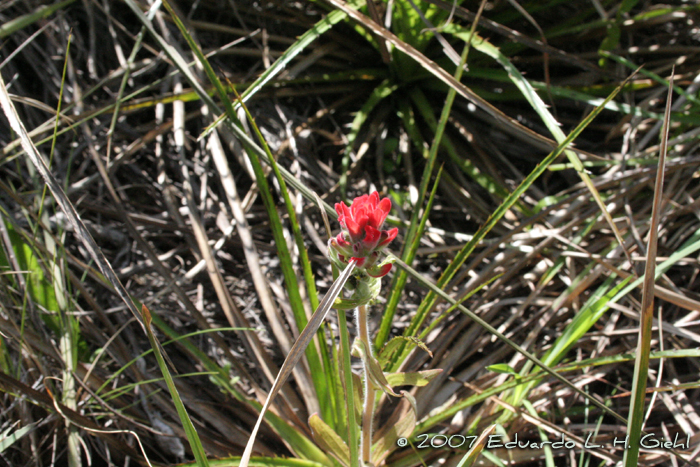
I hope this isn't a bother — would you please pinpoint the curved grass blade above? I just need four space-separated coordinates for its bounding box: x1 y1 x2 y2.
388 67 635 371
140 305 209 467
446 23 632 264
234 88 335 425
201 7 356 139
238 261 357 467
0 63 157 348
623 72 674 467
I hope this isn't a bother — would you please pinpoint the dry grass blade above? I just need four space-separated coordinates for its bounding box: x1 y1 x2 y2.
0 70 152 341
239 260 357 467
623 71 681 466
325 0 597 158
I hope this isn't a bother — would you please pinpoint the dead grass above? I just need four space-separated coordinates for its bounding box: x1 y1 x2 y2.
1 1 700 466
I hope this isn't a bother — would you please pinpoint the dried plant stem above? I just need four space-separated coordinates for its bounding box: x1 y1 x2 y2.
357 303 375 464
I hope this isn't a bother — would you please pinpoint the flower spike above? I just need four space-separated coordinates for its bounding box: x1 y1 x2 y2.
330 192 398 285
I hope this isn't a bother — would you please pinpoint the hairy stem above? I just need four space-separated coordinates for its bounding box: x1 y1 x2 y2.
338 308 360 467
357 304 375 464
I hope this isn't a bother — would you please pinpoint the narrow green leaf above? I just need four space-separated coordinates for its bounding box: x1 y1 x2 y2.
417 348 700 433
454 425 496 467
337 307 360 467
238 262 357 467
200 7 354 138
0 0 77 38
487 364 518 375
0 423 37 453
623 72 674 467
140 305 209 467
309 414 350 467
376 165 444 350
392 64 634 371
384 369 442 387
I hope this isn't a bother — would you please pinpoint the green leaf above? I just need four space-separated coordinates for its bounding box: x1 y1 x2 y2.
378 336 432 369
309 414 350 467
0 423 37 453
455 425 496 467
352 338 399 397
487 364 518 375
371 396 417 465
140 304 210 467
0 0 77 38
385 369 442 387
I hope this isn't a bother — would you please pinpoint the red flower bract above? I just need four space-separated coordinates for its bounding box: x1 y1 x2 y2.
331 192 398 278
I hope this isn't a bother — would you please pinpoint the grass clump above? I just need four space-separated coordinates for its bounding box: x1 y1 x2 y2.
1 1 700 466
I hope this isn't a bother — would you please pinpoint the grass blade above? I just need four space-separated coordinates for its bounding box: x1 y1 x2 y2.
234 88 335 425
446 23 632 263
0 61 152 342
0 0 77 38
140 305 209 467
390 67 635 370
376 164 443 350
239 261 357 467
623 71 674 467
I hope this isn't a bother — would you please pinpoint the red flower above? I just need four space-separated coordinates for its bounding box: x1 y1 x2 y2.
330 192 398 277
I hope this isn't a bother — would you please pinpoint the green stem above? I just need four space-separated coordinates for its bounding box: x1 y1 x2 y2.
338 308 360 467
357 304 374 464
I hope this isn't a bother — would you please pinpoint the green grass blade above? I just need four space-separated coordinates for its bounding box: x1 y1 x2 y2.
201 8 353 139
623 72 674 467
337 308 360 467
0 423 37 453
339 79 397 196
140 304 209 467
238 262 357 467
233 89 335 426
507 274 633 414
376 165 443 350
446 23 631 263
0 0 77 38
408 87 515 203
376 34 471 350
389 70 632 371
